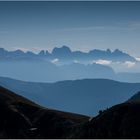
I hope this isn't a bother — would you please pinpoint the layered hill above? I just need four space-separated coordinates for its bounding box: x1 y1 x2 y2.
0 77 140 115
0 61 115 82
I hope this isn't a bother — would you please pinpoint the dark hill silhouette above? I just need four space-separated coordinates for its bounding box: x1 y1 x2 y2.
70 101 140 138
0 77 140 115
1 86 140 138
0 86 89 138
128 91 140 101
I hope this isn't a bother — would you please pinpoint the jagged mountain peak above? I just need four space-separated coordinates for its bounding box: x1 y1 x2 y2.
52 45 72 55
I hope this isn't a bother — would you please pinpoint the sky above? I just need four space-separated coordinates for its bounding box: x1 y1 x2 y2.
0 1 140 57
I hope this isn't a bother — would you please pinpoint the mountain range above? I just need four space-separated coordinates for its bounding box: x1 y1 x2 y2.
1 46 140 83
0 58 140 82
0 46 136 62
0 77 140 116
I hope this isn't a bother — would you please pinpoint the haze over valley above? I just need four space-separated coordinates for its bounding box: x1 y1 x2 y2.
1 1 140 138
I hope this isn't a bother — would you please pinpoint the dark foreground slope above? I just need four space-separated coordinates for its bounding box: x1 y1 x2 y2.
129 91 140 102
1 85 140 138
70 101 140 139
0 86 89 138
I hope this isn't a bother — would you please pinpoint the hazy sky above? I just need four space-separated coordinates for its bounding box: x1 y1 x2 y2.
0 1 140 57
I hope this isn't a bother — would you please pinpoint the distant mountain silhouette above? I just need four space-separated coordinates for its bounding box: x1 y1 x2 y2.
1 84 140 138
0 77 140 115
1 57 140 82
117 72 140 83
1 56 140 82
88 48 135 61
0 47 137 83
0 46 136 62
0 61 115 82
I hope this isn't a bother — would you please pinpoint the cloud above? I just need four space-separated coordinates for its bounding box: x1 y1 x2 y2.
50 26 121 33
117 21 140 31
56 26 107 32
73 60 80 64
50 21 140 33
51 58 59 64
123 61 136 68
135 57 140 61
94 59 112 65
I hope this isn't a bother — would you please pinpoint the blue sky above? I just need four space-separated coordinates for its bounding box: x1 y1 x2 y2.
0 1 140 57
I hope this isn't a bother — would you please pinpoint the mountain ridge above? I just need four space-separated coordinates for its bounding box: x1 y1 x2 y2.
0 46 136 62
